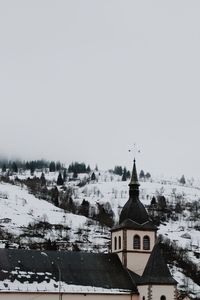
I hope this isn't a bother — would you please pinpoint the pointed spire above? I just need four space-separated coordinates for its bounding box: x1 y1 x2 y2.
129 159 140 187
128 159 140 200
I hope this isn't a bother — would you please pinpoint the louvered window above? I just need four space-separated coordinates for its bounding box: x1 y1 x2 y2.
118 236 121 249
143 235 150 250
114 236 117 250
133 235 140 249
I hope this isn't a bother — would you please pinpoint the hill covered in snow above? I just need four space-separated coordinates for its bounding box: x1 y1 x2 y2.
0 166 199 298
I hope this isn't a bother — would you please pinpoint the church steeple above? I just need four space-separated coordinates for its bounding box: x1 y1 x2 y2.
119 159 149 225
129 159 139 186
111 159 157 276
129 159 140 199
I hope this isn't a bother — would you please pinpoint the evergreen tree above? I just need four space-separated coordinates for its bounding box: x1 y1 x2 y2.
95 164 98 171
122 167 127 181
179 175 186 185
40 172 46 186
63 169 67 182
25 162 30 170
151 196 157 205
86 165 91 173
175 202 182 213
29 161 35 176
114 166 123 176
146 172 151 180
12 162 18 173
139 170 145 179
157 195 167 211
73 170 78 179
49 161 56 172
91 172 96 181
51 186 59 206
79 199 90 217
126 170 131 179
56 161 61 171
57 172 64 186
2 164 6 172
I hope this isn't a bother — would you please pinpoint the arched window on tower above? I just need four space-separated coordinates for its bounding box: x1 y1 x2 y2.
133 235 140 249
114 236 117 250
118 236 121 249
160 296 166 300
143 235 150 250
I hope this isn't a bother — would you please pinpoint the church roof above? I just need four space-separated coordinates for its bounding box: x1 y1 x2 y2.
111 218 157 232
139 243 177 285
0 249 138 294
119 199 150 225
117 160 156 230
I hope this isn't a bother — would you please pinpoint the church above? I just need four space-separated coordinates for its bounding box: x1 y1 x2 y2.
0 160 177 300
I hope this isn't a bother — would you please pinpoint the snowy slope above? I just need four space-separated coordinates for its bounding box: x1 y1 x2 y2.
0 182 109 252
0 170 199 297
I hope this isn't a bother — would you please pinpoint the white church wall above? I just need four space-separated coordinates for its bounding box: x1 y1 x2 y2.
126 230 155 275
138 285 176 300
126 252 150 276
151 284 176 300
138 285 148 300
111 230 123 252
0 292 139 300
126 230 155 252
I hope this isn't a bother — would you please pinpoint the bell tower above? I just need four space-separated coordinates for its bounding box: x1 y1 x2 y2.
111 159 157 276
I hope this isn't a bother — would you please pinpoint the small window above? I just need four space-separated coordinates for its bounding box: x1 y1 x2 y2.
133 235 140 249
143 235 150 250
118 236 121 249
114 236 117 250
142 297 145 300
160 296 166 300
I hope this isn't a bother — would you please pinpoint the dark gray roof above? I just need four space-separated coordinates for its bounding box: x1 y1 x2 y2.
118 160 156 229
119 196 150 225
0 249 138 293
140 243 177 285
112 218 157 232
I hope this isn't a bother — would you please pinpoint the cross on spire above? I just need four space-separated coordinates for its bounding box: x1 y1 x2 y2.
128 143 141 161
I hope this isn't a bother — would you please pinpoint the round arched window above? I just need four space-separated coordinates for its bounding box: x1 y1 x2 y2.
133 235 140 249
118 236 121 249
114 236 117 250
160 295 166 300
143 235 150 250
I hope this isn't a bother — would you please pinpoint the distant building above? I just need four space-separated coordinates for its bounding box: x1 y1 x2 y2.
0 160 177 300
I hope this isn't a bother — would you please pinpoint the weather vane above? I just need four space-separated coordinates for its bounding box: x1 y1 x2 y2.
128 143 141 160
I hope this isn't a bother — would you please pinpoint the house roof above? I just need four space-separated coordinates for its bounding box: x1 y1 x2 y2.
139 243 177 285
0 249 138 294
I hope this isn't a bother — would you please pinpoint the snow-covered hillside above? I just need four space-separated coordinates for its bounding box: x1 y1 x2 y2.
0 181 110 252
0 169 199 298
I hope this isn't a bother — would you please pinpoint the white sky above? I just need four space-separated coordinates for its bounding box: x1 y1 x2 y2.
0 0 200 178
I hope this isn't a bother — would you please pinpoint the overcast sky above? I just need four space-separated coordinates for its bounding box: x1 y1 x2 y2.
0 1 200 178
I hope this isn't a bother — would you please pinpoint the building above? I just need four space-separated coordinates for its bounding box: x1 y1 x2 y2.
0 160 177 300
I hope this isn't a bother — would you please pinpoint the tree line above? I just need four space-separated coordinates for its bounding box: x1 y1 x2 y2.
0 159 93 176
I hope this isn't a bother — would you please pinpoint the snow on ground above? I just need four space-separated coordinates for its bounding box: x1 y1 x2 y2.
0 182 110 251
0 170 199 294
171 266 200 298
0 278 131 294
73 173 200 269
0 182 86 232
